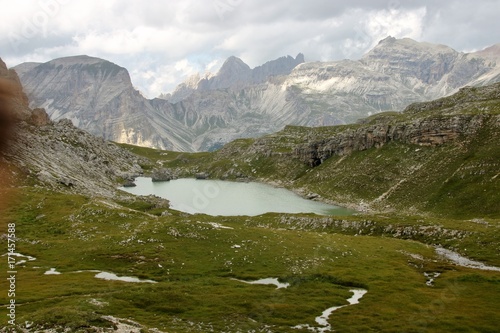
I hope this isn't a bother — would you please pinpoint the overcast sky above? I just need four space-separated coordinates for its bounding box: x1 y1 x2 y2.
1 0 499 98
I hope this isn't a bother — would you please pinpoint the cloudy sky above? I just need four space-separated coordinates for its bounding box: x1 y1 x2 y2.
1 0 499 98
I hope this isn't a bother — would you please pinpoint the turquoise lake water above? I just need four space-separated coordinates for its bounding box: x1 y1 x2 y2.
121 177 355 216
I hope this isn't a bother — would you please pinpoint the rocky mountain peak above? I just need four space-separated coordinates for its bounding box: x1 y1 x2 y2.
175 53 304 97
196 56 251 91
251 53 305 84
371 36 455 54
377 35 397 45
219 56 252 75
47 54 107 66
361 36 460 86
296 53 305 63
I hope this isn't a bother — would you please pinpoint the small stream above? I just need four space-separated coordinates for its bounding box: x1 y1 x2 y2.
435 247 500 271
232 278 367 332
293 289 368 332
231 277 290 289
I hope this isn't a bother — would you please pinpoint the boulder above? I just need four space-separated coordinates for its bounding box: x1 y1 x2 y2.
151 169 172 182
195 172 209 179
122 180 136 187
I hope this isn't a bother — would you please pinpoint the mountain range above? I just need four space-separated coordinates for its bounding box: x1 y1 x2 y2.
13 37 500 151
1 49 500 332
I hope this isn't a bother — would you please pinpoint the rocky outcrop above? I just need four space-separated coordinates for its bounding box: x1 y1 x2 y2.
8 119 144 197
30 107 51 126
0 58 33 123
295 115 488 167
195 172 209 179
294 82 500 167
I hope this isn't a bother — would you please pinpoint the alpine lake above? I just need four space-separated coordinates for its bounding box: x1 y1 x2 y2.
120 177 355 216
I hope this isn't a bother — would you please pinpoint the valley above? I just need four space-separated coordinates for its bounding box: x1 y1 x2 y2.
1 59 499 331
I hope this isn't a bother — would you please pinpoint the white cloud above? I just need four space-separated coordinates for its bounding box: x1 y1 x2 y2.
0 0 498 98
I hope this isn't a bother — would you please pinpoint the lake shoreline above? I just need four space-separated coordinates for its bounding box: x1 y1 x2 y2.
121 177 355 217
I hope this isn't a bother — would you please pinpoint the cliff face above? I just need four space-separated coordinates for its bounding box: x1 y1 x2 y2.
1 57 144 198
294 83 500 166
295 114 487 166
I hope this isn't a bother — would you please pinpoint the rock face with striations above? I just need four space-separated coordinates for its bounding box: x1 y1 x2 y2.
1 57 145 198
14 55 194 151
293 83 500 167
13 38 500 152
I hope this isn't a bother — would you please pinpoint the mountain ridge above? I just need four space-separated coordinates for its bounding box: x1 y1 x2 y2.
13 37 500 152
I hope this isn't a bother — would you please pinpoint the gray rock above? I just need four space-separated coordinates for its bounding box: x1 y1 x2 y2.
122 180 136 187
195 172 209 179
58 177 75 187
151 169 172 182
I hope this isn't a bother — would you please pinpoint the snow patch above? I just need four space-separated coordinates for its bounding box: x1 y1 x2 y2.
44 268 61 275
424 272 441 286
2 252 37 261
207 222 234 229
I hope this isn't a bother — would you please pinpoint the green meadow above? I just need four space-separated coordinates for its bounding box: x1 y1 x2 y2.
1 183 499 332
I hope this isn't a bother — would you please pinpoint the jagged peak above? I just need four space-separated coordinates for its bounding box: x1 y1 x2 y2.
183 72 201 87
218 56 251 74
377 36 397 45
295 53 305 63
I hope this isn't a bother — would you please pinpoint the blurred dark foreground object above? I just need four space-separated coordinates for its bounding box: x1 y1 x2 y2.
0 78 16 154
0 78 17 215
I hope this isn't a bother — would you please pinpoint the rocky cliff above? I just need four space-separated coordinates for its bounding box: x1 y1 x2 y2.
13 38 500 152
1 57 145 198
14 55 195 151
294 83 500 167
294 113 484 167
